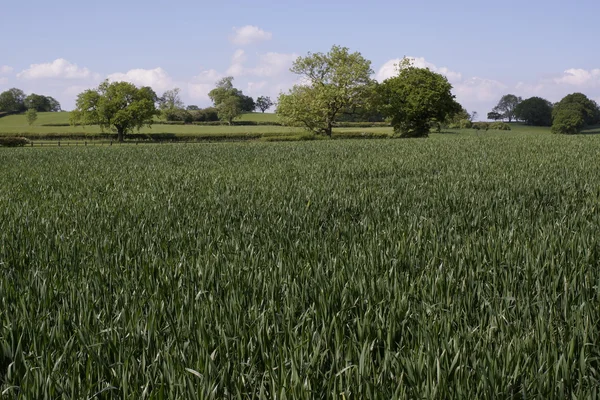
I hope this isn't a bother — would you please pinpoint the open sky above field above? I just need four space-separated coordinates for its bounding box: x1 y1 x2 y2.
2 0 600 116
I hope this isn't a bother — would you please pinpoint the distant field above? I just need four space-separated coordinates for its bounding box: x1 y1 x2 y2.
0 112 567 142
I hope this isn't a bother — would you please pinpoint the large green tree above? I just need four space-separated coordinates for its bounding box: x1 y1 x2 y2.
551 93 600 134
379 59 461 137
0 88 26 113
492 94 522 122
277 45 375 137
514 97 553 126
70 80 159 142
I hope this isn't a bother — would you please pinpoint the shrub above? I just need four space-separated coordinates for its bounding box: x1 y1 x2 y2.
472 122 490 130
459 119 472 129
489 122 511 131
0 137 30 147
551 105 586 134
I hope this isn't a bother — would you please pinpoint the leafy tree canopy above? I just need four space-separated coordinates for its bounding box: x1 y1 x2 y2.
277 45 375 136
492 94 522 122
70 80 159 142
379 59 461 137
515 97 553 126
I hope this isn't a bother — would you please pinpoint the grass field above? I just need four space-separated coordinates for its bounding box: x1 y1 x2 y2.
2 112 578 142
2 134 600 398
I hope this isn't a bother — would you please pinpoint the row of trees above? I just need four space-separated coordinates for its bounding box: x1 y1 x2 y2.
277 46 461 137
0 88 61 113
68 44 600 141
488 93 600 133
156 83 275 124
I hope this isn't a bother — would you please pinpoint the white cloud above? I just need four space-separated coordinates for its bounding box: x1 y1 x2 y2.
553 68 600 86
376 57 462 83
0 66 13 74
246 81 267 95
227 49 247 76
0 77 7 85
187 69 223 101
17 58 95 80
248 52 298 77
107 67 173 93
230 25 272 46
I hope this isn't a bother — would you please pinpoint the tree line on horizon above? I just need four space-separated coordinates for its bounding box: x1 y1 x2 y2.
488 93 600 134
4 45 598 139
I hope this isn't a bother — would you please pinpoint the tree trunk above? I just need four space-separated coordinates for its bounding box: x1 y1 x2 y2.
325 121 333 137
117 128 124 143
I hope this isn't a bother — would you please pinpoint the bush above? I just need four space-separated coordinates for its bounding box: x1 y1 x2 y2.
459 119 472 129
41 123 71 127
0 137 30 147
489 122 511 131
472 122 490 130
164 109 193 123
552 105 586 134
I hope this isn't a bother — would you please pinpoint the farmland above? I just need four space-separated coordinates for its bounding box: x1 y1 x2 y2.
2 133 600 398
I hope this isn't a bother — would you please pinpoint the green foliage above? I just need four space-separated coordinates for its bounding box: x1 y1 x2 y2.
25 108 37 126
186 105 200 111
515 97 553 126
553 92 600 127
0 88 26 113
277 45 375 136
489 121 511 130
551 104 586 134
2 137 600 397
255 96 274 113
158 88 185 112
209 77 248 123
24 94 61 112
487 111 503 121
492 94 522 122
0 136 29 146
70 80 159 142
472 121 489 130
217 95 242 125
380 60 461 137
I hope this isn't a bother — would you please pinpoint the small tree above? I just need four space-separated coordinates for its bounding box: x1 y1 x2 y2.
379 59 461 137
487 111 503 121
255 96 274 113
277 45 375 137
493 94 522 122
217 95 242 125
25 108 37 126
70 80 159 142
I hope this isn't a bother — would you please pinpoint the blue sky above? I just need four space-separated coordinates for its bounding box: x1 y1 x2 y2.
2 0 600 116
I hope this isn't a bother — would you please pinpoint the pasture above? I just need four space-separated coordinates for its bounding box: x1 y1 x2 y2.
2 134 600 398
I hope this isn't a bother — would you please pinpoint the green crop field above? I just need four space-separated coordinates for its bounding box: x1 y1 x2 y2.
2 134 600 398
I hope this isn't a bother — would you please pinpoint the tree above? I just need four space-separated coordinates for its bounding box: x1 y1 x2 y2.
158 88 184 112
553 92 600 126
0 88 26 113
379 59 461 137
186 105 200 111
551 104 586 134
470 111 478 122
255 96 274 113
46 96 61 112
487 111 503 121
217 95 242 125
277 45 375 137
25 108 37 126
551 93 600 134
514 97 553 126
208 77 248 124
70 80 159 142
492 94 522 122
